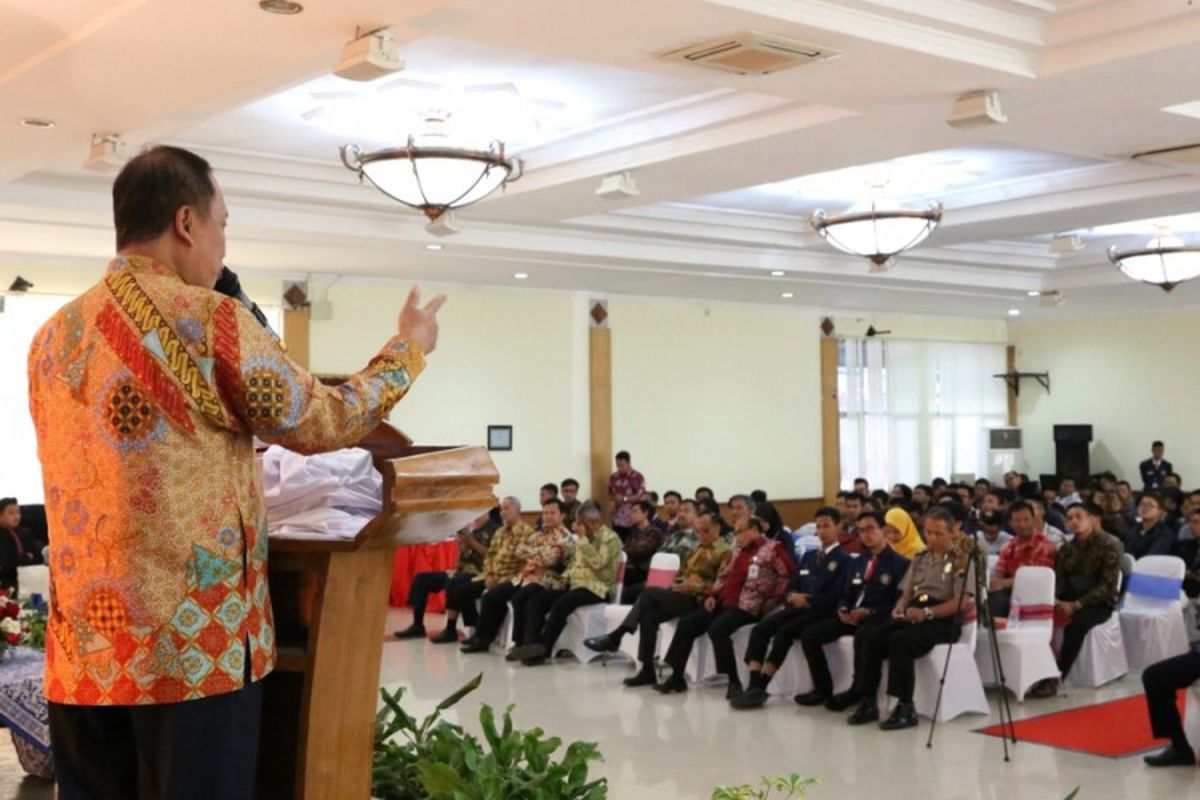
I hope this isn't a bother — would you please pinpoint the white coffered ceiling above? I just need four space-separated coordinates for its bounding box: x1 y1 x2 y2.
4 0 1200 318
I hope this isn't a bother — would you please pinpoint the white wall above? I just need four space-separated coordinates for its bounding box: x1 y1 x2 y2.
831 312 1007 344
1011 309 1199 485
611 298 823 500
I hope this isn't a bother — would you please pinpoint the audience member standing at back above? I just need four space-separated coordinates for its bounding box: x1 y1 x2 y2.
1139 440 1173 492
608 450 645 540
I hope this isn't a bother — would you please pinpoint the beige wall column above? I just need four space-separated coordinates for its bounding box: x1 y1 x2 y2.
1006 344 1018 426
820 336 840 504
588 300 612 511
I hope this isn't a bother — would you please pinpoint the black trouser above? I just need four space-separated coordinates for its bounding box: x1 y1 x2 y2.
473 581 519 644
620 582 644 605
448 578 487 627
745 607 829 669
988 588 1012 619
49 681 262 800
1057 604 1113 678
407 571 475 628
618 587 701 667
1142 650 1200 750
856 617 961 703
509 583 547 647
664 605 757 678
800 616 859 696
526 587 605 651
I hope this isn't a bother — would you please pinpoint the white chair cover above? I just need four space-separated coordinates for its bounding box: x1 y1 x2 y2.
1119 555 1188 670
977 565 1059 702
913 622 989 721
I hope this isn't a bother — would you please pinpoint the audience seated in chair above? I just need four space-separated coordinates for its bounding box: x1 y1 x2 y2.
0 498 44 597
796 511 910 710
511 501 623 666
1030 501 1121 697
660 499 700 559
621 500 666 604
560 478 582 528
655 514 793 697
988 500 1056 619
432 497 532 644
585 509 731 685
1125 493 1177 559
394 506 500 640
462 499 572 653
835 493 865 555
883 507 926 560
732 506 853 710
975 510 1012 556
661 491 684 534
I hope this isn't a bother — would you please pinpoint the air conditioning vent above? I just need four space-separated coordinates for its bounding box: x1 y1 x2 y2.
659 32 840 75
1131 143 1200 167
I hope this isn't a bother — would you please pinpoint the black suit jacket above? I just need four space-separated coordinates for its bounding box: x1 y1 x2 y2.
839 546 910 619
788 545 854 615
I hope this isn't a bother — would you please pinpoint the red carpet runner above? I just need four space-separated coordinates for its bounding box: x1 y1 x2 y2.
977 692 1186 758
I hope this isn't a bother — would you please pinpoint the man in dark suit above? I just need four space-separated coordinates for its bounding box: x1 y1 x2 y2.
732 506 853 709
794 511 911 709
1140 441 1173 492
0 498 44 597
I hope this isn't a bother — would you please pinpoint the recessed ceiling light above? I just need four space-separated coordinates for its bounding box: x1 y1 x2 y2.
514 272 529 280
781 292 794 299
770 270 785 277
20 118 54 129
258 0 303 14
425 244 443 251
1007 308 1021 317
1027 290 1041 297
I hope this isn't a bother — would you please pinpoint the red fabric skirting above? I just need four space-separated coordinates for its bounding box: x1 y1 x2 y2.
390 540 459 610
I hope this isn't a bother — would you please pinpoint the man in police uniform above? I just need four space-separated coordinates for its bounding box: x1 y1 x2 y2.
847 506 973 730
1139 441 1173 492
794 511 910 709
732 506 853 709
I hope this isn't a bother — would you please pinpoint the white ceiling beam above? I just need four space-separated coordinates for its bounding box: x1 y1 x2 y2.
855 0 1046 45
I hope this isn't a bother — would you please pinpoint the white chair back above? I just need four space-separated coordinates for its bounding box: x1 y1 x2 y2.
646 552 680 589
794 535 821 561
1007 566 1055 631
1123 555 1185 614
986 554 999 580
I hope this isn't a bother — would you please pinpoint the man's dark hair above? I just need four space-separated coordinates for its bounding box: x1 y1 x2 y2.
1168 472 1183 483
1140 491 1164 509
542 498 565 513
854 477 869 487
857 510 886 527
931 477 948 488
980 510 1004 527
561 478 580 490
892 483 913 502
729 494 755 512
1066 501 1103 519
1117 479 1132 489
113 146 216 249
0 498 16 513
663 490 682 502
540 482 559 496
814 506 841 524
645 490 660 504
1153 440 1165 449
636 500 657 517
934 498 967 523
914 484 933 496
975 478 992 488
844 493 864 506
696 508 718 525
615 450 631 462
924 505 958 530
1008 500 1034 519
679 498 697 510
695 486 714 499
750 489 768 504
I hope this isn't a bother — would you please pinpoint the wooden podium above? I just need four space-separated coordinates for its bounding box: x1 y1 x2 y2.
257 424 499 800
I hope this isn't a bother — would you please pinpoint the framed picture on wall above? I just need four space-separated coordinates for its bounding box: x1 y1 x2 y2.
487 425 513 451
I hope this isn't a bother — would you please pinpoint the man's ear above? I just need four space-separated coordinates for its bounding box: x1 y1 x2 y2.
174 205 196 246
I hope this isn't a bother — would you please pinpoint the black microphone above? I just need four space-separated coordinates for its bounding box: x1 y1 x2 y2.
215 266 277 338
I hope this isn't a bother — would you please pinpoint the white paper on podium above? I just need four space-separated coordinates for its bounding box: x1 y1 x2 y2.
261 446 382 539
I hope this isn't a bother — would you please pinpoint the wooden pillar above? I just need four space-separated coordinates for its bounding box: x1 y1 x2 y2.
588 301 612 511
820 336 841 504
283 307 311 370
1006 345 1018 426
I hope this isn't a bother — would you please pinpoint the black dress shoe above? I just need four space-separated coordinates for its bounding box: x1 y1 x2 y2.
725 679 744 701
460 640 491 654
794 690 829 707
731 686 768 710
653 675 688 694
880 701 919 731
1144 745 1197 767
429 628 459 644
521 655 548 667
393 625 426 640
825 690 860 712
584 632 623 653
1028 678 1058 699
623 670 658 688
508 643 546 662
847 699 879 726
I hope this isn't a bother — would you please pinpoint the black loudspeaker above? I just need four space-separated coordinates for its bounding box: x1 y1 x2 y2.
1053 425 1093 482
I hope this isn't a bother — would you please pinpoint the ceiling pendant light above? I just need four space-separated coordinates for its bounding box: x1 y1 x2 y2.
810 184 942 271
1107 225 1200 292
340 111 523 221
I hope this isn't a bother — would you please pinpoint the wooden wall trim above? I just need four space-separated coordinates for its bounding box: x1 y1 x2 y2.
283 307 311 371
1006 344 1017 427
819 337 841 505
588 326 613 514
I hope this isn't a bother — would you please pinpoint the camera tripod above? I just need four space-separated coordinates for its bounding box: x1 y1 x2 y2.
925 544 1018 760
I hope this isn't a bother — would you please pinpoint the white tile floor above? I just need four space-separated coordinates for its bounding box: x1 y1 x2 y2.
380 608 1200 800
4 609 1196 799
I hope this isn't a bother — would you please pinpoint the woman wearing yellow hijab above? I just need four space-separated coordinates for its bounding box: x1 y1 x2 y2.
884 507 926 559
